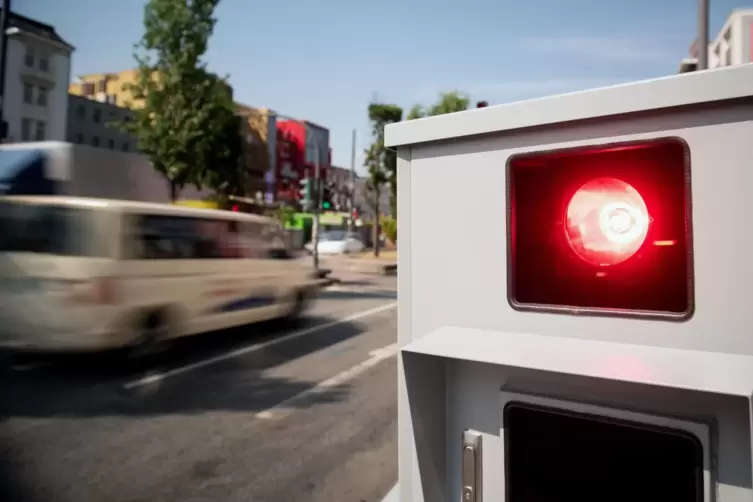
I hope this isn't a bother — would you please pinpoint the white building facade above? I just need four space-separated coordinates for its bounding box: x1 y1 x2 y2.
708 8 753 68
3 12 73 143
681 8 753 72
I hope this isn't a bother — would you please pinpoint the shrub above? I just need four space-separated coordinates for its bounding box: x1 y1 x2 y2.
382 216 397 244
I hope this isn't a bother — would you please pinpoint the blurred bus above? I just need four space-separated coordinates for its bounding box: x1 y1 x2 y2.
0 196 319 354
0 141 209 202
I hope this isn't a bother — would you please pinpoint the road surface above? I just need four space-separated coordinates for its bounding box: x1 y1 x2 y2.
0 275 398 502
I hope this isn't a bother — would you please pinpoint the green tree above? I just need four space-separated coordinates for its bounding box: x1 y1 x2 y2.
406 90 471 120
427 91 470 116
381 216 397 245
273 204 297 228
197 95 246 199
365 103 402 226
122 0 238 202
361 164 386 257
406 104 425 120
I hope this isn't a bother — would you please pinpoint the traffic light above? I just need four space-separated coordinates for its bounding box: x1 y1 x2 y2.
508 137 692 319
298 177 313 211
321 182 334 210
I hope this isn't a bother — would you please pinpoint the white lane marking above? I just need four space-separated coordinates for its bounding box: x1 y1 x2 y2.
255 342 400 421
325 284 369 293
122 302 397 389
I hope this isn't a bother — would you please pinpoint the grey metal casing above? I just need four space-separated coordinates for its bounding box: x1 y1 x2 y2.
387 63 753 501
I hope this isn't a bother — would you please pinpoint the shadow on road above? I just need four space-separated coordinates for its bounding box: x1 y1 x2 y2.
0 443 34 502
0 314 373 420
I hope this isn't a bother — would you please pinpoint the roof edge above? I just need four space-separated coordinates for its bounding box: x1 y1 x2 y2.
385 63 753 148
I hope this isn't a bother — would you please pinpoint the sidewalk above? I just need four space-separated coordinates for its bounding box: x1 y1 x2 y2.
350 250 397 261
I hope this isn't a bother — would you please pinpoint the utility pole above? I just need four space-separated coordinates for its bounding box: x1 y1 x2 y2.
311 140 321 271
0 0 11 140
348 128 356 233
697 0 709 70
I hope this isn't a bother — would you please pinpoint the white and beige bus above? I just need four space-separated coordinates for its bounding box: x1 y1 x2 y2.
0 196 320 354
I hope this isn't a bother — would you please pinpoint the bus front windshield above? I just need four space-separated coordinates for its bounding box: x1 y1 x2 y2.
0 202 104 257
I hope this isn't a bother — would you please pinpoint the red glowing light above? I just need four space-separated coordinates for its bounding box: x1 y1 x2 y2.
231 205 240 212
653 240 676 247
565 178 649 267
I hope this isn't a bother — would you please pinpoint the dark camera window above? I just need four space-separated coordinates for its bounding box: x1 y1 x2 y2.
504 403 704 502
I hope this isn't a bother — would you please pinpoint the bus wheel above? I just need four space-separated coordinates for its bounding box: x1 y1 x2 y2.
287 290 310 322
128 311 172 364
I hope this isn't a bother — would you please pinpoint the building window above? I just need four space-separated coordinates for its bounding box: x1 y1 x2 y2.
93 109 102 123
96 79 107 93
122 143 130 152
34 121 46 141
83 82 94 96
75 133 84 144
92 136 100 147
37 87 48 107
107 94 117 105
107 139 115 149
24 47 34 67
39 54 50 72
21 118 33 141
77 105 86 118
23 83 33 104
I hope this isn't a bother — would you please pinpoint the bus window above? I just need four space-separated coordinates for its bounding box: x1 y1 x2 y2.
0 202 106 257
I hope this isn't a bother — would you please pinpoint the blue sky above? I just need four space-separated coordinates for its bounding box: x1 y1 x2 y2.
17 0 751 174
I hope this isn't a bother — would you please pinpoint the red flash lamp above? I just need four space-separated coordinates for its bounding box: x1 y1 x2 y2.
507 138 693 320
565 177 649 267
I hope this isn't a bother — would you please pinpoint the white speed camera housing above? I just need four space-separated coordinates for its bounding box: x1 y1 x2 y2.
385 64 753 502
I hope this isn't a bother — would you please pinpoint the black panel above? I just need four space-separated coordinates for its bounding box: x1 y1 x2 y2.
504 403 704 502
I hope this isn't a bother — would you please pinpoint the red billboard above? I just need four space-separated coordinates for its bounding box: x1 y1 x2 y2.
274 119 330 202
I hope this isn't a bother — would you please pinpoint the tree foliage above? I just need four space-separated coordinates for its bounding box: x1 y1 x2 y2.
365 103 402 226
405 90 471 120
406 104 424 120
381 216 397 244
198 101 246 198
273 204 297 228
121 0 244 201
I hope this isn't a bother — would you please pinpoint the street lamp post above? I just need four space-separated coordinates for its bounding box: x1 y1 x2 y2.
254 109 322 271
0 0 12 140
697 0 709 70
311 140 321 271
348 128 356 234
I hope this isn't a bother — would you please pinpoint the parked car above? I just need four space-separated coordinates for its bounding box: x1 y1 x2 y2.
305 230 364 255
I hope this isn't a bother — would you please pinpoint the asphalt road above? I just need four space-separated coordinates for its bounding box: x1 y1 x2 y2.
0 275 398 502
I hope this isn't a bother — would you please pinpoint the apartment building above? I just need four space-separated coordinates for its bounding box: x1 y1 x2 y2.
3 10 73 142
68 69 141 108
235 104 278 203
67 94 137 152
327 165 355 211
69 70 274 200
69 69 234 109
680 8 753 72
